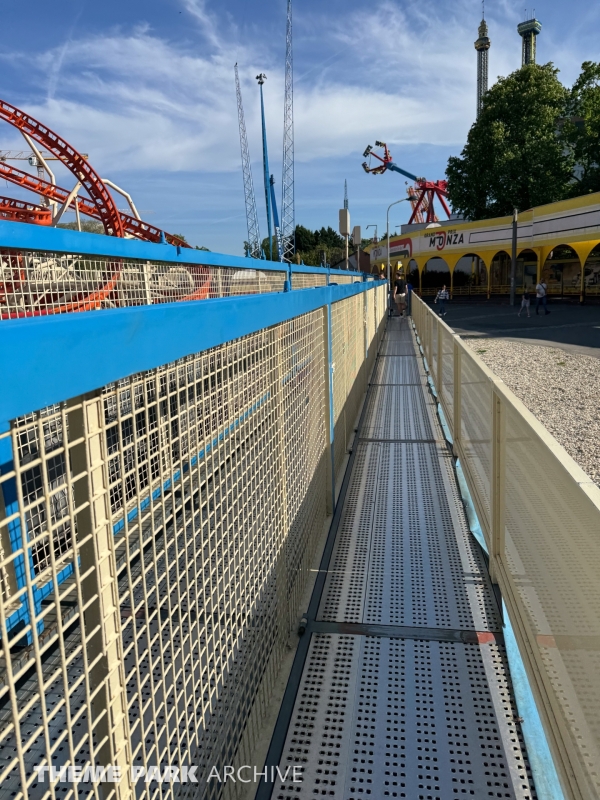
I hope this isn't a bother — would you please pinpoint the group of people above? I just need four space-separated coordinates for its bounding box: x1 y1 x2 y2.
387 273 552 319
518 280 551 317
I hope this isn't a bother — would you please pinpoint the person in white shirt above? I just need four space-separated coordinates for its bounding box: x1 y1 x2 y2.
434 285 449 317
535 280 549 315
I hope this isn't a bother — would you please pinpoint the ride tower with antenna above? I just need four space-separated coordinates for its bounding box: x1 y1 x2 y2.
344 179 348 210
474 2 491 117
518 11 542 65
234 64 261 258
281 0 295 263
257 74 283 261
256 73 273 260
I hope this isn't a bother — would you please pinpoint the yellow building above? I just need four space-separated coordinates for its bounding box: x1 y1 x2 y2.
369 192 600 300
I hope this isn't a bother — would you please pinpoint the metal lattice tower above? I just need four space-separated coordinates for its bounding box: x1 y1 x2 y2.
344 179 348 210
518 15 542 66
235 64 261 258
281 0 295 263
474 16 490 117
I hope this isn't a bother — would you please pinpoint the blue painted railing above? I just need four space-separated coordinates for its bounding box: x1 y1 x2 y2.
0 222 384 641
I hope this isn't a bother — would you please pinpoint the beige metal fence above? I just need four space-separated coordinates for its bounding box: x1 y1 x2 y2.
330 286 384 487
412 293 600 800
0 250 289 318
0 290 386 800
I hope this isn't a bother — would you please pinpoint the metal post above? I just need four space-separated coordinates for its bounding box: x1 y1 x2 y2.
510 208 518 305
437 320 443 394
68 395 133 797
490 385 505 584
453 337 462 456
143 260 152 306
325 303 335 513
345 234 348 271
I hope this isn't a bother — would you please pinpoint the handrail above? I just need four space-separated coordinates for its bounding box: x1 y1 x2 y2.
0 220 370 277
411 292 600 800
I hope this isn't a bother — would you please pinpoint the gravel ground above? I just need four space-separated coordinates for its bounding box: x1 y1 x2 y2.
464 338 600 486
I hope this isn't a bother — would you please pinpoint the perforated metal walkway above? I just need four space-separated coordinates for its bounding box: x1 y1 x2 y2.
264 317 537 800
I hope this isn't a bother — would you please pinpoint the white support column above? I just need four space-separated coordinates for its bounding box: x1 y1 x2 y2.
68 395 133 798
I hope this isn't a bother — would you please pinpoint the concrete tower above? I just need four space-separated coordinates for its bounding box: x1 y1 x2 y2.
518 16 542 65
474 16 491 117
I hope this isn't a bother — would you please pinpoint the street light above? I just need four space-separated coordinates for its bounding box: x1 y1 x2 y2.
366 224 378 243
386 196 417 287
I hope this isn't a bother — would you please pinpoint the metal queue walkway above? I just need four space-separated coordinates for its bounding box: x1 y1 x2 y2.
265 316 537 800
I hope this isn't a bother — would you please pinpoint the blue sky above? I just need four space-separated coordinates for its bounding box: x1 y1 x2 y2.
1 0 599 254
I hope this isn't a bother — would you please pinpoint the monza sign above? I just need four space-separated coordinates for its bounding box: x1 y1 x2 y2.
425 230 464 251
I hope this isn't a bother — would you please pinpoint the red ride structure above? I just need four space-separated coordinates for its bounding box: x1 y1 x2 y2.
0 162 189 247
0 196 51 225
0 98 187 246
0 99 214 318
362 141 451 225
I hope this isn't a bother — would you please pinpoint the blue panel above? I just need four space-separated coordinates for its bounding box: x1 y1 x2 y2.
0 220 366 277
0 281 384 423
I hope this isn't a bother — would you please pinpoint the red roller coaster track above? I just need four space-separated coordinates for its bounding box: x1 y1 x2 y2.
0 195 51 225
0 99 124 237
0 162 190 247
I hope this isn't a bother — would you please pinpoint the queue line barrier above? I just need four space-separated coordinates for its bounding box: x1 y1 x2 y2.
412 292 600 800
0 221 386 800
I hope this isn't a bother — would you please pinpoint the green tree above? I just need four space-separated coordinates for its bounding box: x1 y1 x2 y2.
446 64 574 219
563 61 600 195
294 224 316 252
57 220 104 234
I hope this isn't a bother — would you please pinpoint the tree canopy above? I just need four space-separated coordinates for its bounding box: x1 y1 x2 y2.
563 61 600 195
257 224 371 266
447 63 574 219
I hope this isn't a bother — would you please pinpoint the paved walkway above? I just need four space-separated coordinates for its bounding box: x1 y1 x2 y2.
263 316 537 800
432 300 600 357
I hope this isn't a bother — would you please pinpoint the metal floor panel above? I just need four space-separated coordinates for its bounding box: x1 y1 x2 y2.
371 356 427 385
380 339 417 356
272 633 536 800
361 385 438 441
266 319 537 800
318 442 501 631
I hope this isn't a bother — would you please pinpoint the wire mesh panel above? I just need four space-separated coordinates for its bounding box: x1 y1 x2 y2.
290 273 326 290
502 398 600 799
329 275 356 285
458 346 492 543
440 324 454 427
410 292 600 800
330 296 366 481
0 250 286 319
0 302 359 800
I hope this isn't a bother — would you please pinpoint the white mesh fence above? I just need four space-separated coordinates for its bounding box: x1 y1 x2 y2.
0 286 386 800
411 292 600 800
0 251 287 319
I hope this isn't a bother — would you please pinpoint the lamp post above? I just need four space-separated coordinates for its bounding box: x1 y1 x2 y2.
510 207 518 305
386 196 417 287
366 224 378 243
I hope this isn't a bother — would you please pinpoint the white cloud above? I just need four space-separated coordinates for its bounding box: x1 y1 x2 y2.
0 0 599 186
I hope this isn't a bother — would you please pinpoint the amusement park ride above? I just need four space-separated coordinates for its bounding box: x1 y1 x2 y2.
362 141 451 224
0 98 216 318
235 0 295 262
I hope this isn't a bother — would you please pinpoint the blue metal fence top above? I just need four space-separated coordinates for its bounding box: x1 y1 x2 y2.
0 221 369 278
0 278 385 426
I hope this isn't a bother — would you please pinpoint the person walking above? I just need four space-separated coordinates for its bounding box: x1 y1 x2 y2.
518 290 531 318
535 279 550 315
393 273 407 317
434 285 449 316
